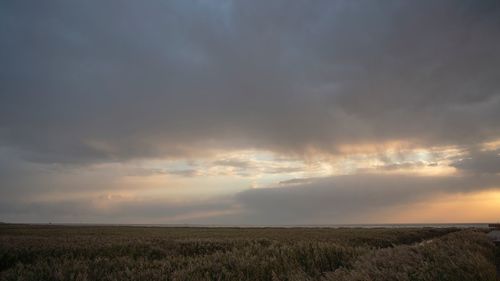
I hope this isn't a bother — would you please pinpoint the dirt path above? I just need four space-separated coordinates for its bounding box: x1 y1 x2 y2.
496 243 500 280
487 231 500 279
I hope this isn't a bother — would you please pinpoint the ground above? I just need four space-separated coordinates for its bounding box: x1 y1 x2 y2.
0 225 497 281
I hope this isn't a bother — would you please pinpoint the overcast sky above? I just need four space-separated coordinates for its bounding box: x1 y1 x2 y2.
1 0 500 224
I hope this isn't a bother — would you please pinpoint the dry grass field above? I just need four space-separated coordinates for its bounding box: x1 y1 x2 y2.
0 225 497 281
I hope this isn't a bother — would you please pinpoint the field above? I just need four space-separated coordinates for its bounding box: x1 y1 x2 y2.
0 224 498 281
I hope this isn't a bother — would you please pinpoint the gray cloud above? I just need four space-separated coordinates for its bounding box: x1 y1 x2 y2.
2 172 499 225
451 149 500 174
372 161 427 171
235 173 500 224
134 168 199 177
213 159 252 169
1 0 499 164
0 196 236 224
2 1 500 224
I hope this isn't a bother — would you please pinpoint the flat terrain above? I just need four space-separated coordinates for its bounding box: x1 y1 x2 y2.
0 224 497 281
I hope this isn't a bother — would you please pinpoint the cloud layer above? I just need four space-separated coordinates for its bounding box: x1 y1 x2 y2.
236 173 500 224
1 0 500 224
1 1 500 163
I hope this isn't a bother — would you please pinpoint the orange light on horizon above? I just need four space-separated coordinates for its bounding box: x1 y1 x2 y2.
376 189 500 224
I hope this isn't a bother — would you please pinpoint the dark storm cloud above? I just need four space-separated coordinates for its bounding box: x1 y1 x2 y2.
451 149 500 174
1 0 500 164
235 173 500 224
2 1 500 224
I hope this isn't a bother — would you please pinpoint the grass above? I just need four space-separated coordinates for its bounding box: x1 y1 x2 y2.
0 224 496 281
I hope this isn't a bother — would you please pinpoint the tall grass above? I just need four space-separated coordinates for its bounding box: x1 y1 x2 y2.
0 225 495 281
324 230 497 281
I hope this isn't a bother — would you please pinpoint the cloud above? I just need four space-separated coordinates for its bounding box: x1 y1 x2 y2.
0 0 499 164
2 170 499 225
235 173 500 224
136 168 199 177
451 149 500 174
1 1 500 224
0 195 237 224
213 159 252 169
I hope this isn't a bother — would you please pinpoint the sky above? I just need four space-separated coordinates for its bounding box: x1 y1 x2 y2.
1 0 500 225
